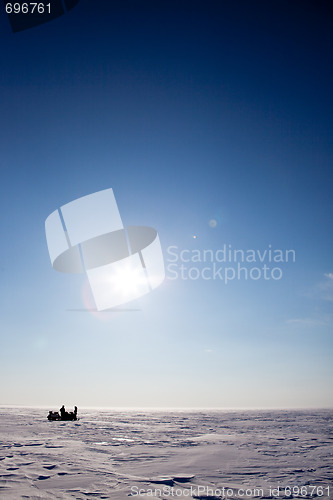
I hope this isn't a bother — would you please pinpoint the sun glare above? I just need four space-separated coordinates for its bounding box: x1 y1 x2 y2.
111 265 147 297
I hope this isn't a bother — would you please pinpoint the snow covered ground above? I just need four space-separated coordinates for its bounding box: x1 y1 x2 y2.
0 408 332 499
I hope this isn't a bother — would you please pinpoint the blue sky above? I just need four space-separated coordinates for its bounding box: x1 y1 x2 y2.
0 1 332 408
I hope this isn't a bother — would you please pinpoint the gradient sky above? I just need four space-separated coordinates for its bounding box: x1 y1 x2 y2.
0 1 332 408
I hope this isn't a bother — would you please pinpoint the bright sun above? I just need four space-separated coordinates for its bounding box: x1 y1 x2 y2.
111 265 147 297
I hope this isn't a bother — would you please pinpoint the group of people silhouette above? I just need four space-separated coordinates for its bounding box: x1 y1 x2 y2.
47 405 78 421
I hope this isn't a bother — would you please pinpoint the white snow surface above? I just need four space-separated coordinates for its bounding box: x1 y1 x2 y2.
0 408 332 499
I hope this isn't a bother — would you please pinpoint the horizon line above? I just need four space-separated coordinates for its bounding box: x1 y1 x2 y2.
1 405 333 411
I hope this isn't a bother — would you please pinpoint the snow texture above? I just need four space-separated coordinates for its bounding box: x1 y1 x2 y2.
0 408 332 499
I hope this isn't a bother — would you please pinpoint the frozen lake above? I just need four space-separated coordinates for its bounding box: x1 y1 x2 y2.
0 408 332 499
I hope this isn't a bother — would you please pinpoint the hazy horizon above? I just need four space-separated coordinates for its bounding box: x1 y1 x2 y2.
1 405 333 411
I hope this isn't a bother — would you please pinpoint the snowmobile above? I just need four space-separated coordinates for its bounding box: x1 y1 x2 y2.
47 406 78 421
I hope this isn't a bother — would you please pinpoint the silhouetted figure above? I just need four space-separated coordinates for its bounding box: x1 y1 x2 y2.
66 406 77 420
60 405 66 419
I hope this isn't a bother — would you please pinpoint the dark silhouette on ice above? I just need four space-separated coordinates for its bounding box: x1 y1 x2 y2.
47 406 78 421
60 405 66 419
